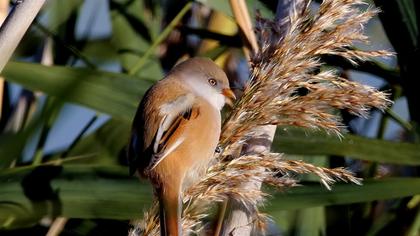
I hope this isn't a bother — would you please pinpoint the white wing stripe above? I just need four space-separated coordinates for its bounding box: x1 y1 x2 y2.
149 93 195 169
149 136 185 170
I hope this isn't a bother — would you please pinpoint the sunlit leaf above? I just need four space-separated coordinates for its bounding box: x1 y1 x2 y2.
1 165 419 229
274 128 420 165
0 165 152 229
67 119 131 165
268 178 420 211
110 6 163 78
1 62 153 120
43 0 84 31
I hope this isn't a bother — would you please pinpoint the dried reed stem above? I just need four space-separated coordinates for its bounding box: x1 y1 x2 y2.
0 0 8 120
0 0 46 72
220 1 265 235
45 217 68 236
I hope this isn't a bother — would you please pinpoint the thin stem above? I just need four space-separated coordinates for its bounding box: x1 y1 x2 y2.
33 22 97 69
385 108 413 132
214 200 228 236
127 1 192 76
32 98 62 165
61 114 98 158
46 217 68 236
229 0 258 56
0 0 9 121
365 87 401 177
407 208 420 236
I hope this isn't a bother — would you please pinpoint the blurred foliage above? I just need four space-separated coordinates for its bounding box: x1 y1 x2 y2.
0 0 419 235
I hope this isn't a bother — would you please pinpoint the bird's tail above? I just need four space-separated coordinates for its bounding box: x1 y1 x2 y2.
158 186 181 236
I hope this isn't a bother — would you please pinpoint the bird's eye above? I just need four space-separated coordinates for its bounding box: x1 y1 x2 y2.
208 78 217 86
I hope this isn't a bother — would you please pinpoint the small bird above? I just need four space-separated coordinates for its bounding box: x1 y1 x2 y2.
128 57 235 236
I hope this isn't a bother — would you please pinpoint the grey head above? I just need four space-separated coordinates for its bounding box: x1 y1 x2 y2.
167 57 236 110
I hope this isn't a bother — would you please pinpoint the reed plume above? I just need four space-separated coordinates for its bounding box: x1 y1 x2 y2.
130 0 392 234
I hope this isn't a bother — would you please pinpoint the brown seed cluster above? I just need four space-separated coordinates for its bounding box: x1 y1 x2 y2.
130 0 392 235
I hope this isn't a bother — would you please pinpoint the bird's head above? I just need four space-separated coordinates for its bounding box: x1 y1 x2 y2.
171 57 236 110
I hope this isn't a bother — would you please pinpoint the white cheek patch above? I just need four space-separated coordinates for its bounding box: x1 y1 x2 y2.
184 78 226 110
213 94 226 110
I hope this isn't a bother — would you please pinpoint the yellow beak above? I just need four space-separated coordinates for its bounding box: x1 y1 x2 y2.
222 88 236 107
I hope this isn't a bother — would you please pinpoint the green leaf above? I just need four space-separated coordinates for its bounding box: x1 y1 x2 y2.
44 0 84 31
110 6 163 79
67 119 131 165
0 165 152 229
0 99 64 169
3 63 420 166
81 39 120 62
1 61 153 120
268 178 420 232
294 207 326 236
109 0 152 42
196 0 274 20
1 165 420 229
274 128 420 165
396 0 418 47
267 178 420 212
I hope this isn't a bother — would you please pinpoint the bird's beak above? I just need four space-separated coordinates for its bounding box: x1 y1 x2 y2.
222 88 236 107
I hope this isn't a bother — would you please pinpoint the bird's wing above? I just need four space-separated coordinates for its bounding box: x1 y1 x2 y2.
128 92 198 175
148 93 197 170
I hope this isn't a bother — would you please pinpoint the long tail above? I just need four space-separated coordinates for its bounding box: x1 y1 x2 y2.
158 185 181 236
